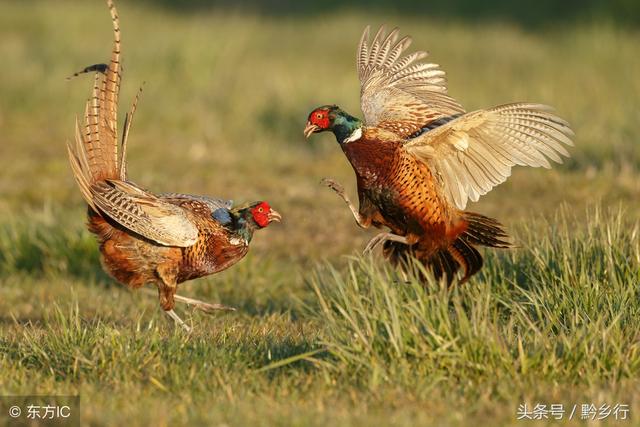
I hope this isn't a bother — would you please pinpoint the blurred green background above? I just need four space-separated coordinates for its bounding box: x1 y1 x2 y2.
149 0 640 27
0 1 639 426
1 0 638 252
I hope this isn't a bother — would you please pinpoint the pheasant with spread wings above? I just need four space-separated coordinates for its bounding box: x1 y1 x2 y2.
304 26 573 284
67 0 280 331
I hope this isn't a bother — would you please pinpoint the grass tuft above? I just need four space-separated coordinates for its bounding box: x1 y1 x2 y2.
308 208 640 395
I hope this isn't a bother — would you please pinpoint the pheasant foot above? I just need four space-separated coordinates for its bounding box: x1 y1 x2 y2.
141 288 235 314
173 294 236 314
166 309 192 333
321 177 368 229
364 232 409 254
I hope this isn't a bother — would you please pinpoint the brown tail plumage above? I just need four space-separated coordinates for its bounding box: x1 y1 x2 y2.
66 0 142 211
384 212 512 284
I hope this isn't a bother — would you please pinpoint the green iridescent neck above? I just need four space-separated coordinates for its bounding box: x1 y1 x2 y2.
331 109 362 144
230 207 259 243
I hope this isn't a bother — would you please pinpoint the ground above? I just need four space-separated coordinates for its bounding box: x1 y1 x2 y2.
0 1 639 426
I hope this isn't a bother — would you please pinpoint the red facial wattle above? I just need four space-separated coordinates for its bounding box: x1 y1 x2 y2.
251 202 271 228
310 110 330 129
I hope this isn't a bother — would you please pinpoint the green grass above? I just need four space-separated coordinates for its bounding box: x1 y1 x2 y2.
311 208 640 386
1 1 640 425
1 208 639 426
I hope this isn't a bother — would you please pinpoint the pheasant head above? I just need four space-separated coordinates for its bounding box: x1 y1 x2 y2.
304 105 362 144
245 201 281 229
219 201 281 242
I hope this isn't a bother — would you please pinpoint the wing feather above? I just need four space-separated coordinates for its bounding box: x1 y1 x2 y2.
358 25 464 137
91 180 199 247
405 103 574 209
357 26 370 78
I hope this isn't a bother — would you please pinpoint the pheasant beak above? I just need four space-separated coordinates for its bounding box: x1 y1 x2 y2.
268 209 282 223
304 122 320 139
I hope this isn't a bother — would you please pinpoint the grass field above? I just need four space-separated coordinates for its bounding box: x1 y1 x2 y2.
1 1 639 426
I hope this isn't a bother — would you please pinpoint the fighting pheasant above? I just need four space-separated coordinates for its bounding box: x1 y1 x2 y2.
304 26 573 284
67 0 280 330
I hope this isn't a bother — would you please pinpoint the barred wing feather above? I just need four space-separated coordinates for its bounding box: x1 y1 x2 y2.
91 180 199 247
404 103 574 210
358 25 465 138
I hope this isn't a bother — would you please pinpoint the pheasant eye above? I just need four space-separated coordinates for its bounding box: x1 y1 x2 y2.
316 113 323 119
258 207 264 213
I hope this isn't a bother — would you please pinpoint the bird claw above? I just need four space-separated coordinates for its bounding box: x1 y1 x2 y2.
363 234 386 254
320 177 345 196
363 233 409 255
191 301 236 314
166 309 192 333
321 177 371 230
173 294 236 315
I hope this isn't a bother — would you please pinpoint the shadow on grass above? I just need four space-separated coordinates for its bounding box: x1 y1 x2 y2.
0 219 112 285
0 304 326 385
0 217 305 317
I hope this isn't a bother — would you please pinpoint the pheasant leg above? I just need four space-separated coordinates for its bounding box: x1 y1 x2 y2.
141 288 235 314
173 294 236 313
166 309 192 333
364 232 409 254
321 178 368 229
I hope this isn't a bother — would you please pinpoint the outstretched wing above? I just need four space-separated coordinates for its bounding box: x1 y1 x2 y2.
404 103 574 210
91 180 200 247
358 25 465 138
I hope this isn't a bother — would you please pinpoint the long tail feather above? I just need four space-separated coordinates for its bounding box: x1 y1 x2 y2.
119 83 144 180
461 212 512 249
98 0 122 176
66 63 108 80
67 0 129 204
